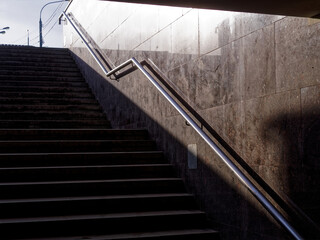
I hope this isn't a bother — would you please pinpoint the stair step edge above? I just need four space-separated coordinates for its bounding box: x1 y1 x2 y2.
0 193 193 204
0 178 182 186
21 229 218 240
0 210 205 224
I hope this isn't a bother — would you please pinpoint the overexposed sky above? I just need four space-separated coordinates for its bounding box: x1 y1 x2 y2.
0 0 68 47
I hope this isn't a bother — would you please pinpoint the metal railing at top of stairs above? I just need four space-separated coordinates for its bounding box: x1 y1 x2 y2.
62 11 303 240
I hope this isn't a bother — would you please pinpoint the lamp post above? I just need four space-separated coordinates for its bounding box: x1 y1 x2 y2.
27 30 29 46
39 0 68 47
0 27 10 35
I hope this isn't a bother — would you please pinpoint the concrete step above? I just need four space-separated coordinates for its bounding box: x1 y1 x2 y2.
0 80 88 87
26 229 219 240
0 65 80 73
0 97 98 105
0 86 91 93
0 129 149 140
0 45 69 54
0 210 208 239
0 111 106 120
0 151 165 167
0 92 95 99
0 193 196 219
0 119 110 129
0 69 82 77
0 60 78 69
0 75 84 82
0 56 75 64
0 178 185 199
0 49 72 58
0 140 156 153
0 164 175 182
0 104 101 112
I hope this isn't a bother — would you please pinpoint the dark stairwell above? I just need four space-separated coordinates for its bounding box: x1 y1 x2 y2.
0 45 219 239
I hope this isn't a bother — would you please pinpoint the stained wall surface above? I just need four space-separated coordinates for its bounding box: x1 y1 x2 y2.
63 0 320 238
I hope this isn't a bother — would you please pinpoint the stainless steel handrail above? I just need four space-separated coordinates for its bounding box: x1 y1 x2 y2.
63 10 303 240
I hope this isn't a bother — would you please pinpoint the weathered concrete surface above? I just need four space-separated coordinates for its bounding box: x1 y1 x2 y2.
64 0 320 238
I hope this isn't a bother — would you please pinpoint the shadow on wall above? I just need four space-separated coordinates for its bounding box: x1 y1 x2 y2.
265 112 320 230
69 50 308 240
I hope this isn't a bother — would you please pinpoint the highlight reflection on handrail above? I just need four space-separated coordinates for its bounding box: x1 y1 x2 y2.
62 11 303 240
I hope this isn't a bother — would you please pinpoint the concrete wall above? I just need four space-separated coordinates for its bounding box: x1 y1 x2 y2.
63 0 320 238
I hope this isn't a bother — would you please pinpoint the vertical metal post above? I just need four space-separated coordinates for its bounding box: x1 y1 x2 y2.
27 30 29 46
39 19 43 47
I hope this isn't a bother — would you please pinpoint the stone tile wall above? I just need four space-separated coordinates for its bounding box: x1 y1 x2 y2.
64 0 320 238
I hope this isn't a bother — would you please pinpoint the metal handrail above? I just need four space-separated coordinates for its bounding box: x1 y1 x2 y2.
62 11 303 240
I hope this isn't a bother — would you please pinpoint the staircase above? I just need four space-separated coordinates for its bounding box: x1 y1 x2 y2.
0 45 219 239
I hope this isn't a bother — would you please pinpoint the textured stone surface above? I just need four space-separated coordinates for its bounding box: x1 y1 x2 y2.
198 10 236 55
171 10 199 56
275 17 320 92
196 42 241 109
240 24 276 100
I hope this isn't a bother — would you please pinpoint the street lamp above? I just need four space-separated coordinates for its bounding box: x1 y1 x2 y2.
39 0 68 47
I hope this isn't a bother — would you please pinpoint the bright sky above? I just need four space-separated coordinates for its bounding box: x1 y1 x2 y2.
0 0 69 48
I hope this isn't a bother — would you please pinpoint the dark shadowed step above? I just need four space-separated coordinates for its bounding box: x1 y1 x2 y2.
0 151 165 167
0 65 80 73
0 178 185 199
0 86 89 93
0 69 82 77
0 56 75 64
0 140 156 153
0 45 69 54
0 129 149 140
0 97 98 105
0 80 88 87
0 92 95 99
0 51 71 59
0 111 106 120
0 119 110 129
0 164 175 182
0 75 84 82
0 104 101 112
0 211 209 239
27 229 220 240
0 59 79 66
0 193 196 219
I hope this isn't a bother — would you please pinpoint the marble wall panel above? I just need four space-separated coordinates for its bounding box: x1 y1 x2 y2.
240 24 276 100
196 41 241 109
199 10 283 56
233 13 284 40
243 90 303 192
198 9 236 55
171 9 199 57
275 17 320 92
223 101 244 154
301 85 320 175
166 60 198 108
